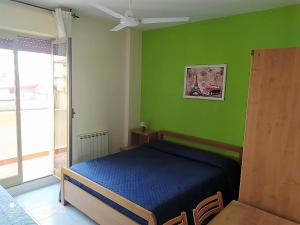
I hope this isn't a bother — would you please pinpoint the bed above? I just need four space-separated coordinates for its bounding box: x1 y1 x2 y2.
0 185 38 225
61 130 243 225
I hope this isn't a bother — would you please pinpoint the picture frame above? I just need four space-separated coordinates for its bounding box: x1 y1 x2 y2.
183 64 227 101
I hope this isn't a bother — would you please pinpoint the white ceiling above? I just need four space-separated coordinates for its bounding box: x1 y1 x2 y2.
17 0 300 30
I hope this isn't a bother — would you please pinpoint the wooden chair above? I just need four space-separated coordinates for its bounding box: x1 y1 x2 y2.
193 192 224 225
163 212 188 225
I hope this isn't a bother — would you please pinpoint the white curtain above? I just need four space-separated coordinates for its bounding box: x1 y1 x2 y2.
53 8 72 39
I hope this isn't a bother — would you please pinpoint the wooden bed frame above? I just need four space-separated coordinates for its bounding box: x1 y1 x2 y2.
61 130 243 225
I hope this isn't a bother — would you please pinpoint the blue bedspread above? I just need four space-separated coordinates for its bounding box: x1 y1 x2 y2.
0 185 37 225
68 140 240 225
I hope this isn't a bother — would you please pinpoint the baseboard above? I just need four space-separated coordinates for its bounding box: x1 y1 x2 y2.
7 175 60 197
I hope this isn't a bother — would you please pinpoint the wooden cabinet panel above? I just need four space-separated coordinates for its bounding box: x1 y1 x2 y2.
239 48 300 223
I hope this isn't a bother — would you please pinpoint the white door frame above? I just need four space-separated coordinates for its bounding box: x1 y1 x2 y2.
67 37 72 167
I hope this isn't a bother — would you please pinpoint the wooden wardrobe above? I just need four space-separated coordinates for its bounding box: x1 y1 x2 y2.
239 48 300 223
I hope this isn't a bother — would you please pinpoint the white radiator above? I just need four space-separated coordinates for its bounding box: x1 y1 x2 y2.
77 131 109 161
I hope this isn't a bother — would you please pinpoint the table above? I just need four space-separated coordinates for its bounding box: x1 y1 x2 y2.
208 201 299 225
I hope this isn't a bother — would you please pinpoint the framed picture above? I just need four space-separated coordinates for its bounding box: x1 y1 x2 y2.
183 64 227 100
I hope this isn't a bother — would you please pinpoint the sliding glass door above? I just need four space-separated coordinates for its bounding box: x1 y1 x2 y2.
53 41 70 177
0 35 71 187
18 48 53 182
0 42 23 187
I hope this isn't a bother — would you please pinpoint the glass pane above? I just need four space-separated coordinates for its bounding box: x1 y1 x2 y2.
0 48 18 180
18 51 53 182
53 42 68 177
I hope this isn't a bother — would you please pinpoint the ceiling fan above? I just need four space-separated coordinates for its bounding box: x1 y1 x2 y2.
93 0 190 31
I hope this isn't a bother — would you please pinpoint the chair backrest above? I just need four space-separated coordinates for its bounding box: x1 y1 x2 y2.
163 212 188 225
193 192 224 225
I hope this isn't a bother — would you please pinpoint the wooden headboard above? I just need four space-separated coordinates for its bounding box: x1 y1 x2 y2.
157 130 243 163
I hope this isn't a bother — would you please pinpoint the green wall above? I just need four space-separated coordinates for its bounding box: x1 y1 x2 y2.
141 5 300 146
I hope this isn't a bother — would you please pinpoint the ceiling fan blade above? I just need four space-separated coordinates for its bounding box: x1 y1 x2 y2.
110 24 128 31
141 17 190 24
93 4 123 19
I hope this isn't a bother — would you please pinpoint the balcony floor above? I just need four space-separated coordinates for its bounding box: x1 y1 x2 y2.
0 149 67 184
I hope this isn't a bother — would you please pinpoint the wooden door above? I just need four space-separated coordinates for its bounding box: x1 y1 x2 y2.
239 48 300 223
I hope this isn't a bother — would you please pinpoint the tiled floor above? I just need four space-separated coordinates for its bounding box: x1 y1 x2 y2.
15 184 98 225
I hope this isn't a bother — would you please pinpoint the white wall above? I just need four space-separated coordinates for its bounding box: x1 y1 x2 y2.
71 15 129 160
0 1 56 37
0 1 142 163
122 29 142 145
71 18 142 159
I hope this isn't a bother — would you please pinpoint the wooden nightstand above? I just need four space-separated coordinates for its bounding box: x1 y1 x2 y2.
130 128 158 145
